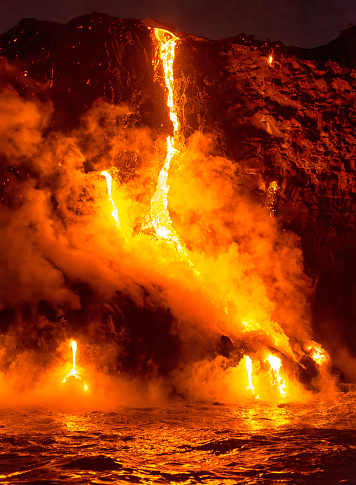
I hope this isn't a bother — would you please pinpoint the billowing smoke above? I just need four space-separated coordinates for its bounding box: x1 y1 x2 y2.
0 50 335 408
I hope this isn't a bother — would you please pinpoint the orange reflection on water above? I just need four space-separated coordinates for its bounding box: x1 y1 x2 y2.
61 413 90 433
236 402 292 431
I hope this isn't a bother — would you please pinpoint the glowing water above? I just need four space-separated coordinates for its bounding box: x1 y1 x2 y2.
1 394 355 483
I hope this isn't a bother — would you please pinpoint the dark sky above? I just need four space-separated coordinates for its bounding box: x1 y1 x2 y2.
1 0 356 47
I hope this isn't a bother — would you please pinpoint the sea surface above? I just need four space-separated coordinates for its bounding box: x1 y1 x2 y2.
1 392 356 484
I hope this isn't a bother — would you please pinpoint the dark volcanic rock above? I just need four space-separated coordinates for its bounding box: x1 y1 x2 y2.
63 455 122 470
311 24 356 69
0 13 167 132
1 13 356 373
215 32 356 363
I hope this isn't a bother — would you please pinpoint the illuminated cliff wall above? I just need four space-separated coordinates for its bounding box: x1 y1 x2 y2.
0 13 356 402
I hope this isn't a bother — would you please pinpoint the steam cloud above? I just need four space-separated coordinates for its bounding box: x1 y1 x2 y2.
0 77 335 408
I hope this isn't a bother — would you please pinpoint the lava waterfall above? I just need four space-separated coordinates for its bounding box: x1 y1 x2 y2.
0 13 355 406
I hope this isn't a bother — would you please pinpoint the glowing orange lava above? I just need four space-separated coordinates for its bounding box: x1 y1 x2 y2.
245 355 255 394
101 170 120 229
266 354 286 397
308 344 329 366
141 28 187 256
242 319 261 332
62 340 88 391
93 27 330 403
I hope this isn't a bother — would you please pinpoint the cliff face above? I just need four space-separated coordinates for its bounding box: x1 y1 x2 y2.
0 15 166 130
168 28 356 373
216 34 356 366
171 27 356 370
1 12 356 381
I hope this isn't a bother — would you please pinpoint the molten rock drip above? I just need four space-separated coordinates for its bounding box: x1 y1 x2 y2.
140 29 188 257
62 340 89 392
0 13 354 406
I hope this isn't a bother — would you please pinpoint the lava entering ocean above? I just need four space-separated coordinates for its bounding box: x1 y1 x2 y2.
0 21 339 408
62 340 89 391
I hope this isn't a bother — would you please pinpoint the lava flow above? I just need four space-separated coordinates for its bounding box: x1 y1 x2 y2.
0 19 340 407
62 340 88 391
94 26 332 402
245 356 255 395
101 170 120 229
140 29 187 256
308 344 329 366
266 354 286 398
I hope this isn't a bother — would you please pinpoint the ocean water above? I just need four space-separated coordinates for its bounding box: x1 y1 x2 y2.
1 392 356 484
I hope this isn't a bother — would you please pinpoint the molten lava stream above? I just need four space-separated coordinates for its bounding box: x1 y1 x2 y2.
308 342 329 366
62 340 88 392
101 170 120 229
245 355 255 395
96 27 328 403
140 28 189 260
266 354 286 398
100 169 130 244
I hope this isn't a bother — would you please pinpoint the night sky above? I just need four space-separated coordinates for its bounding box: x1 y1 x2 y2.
1 0 356 48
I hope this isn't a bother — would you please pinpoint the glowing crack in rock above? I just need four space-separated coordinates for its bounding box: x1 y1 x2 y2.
62 340 88 391
266 354 286 397
140 28 188 257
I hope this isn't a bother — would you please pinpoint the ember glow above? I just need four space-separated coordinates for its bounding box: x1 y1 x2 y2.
266 181 280 217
